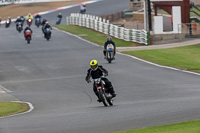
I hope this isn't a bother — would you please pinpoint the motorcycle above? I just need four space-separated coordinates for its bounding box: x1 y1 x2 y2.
17 22 23 33
35 18 41 28
105 44 115 63
93 77 113 106
56 17 62 25
27 18 32 27
44 28 51 41
24 29 32 44
5 19 11 28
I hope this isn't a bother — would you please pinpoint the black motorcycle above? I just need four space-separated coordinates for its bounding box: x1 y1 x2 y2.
35 18 41 28
93 77 113 106
5 19 11 28
105 44 115 63
17 22 23 33
56 17 62 25
44 28 51 41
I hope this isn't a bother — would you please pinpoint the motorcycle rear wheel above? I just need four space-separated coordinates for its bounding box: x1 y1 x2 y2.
106 52 112 63
27 36 31 44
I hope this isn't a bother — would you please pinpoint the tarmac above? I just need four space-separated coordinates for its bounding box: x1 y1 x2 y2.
117 38 200 52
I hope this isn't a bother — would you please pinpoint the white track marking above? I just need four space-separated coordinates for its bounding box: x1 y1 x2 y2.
0 85 12 93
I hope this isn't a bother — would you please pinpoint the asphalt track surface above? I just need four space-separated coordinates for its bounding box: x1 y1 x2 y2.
0 0 200 133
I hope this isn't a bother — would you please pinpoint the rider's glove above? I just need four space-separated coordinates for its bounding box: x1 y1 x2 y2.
87 79 91 83
86 77 91 83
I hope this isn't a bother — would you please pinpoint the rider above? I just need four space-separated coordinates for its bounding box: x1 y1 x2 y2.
20 16 25 25
80 3 86 14
41 18 47 33
26 13 33 20
43 21 52 37
103 36 116 59
24 25 33 38
35 13 41 19
57 13 62 19
15 16 23 30
34 13 41 23
7 17 11 23
85 60 116 102
15 16 22 23
56 13 62 24
41 17 47 26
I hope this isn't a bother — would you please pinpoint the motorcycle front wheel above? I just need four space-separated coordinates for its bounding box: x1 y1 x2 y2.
98 89 109 107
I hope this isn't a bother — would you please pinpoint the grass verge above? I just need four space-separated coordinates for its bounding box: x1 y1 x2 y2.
0 101 29 117
114 120 200 133
54 25 138 47
123 44 200 73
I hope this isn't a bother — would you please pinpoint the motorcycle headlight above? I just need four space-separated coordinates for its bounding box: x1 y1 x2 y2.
94 78 101 84
107 44 114 51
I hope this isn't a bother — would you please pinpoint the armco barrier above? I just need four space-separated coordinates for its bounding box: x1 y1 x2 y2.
66 13 148 45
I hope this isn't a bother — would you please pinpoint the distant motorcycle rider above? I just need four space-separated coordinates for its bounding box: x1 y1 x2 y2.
41 18 47 33
57 13 62 19
103 36 116 59
7 17 11 23
20 16 25 25
41 18 47 26
34 13 41 26
26 13 33 20
35 14 41 21
24 26 32 34
15 16 23 30
85 60 116 102
43 21 52 37
35 14 41 20
80 3 86 14
24 25 33 37
56 13 62 24
15 16 22 23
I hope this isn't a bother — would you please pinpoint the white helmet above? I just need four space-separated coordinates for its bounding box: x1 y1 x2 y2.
107 36 112 41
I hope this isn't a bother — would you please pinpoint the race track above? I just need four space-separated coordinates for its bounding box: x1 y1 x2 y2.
0 0 200 133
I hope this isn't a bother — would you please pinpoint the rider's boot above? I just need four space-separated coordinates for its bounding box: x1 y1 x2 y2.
97 99 102 102
109 87 116 98
111 93 116 98
95 92 102 102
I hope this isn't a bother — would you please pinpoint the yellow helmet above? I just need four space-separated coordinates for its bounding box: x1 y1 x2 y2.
90 60 98 71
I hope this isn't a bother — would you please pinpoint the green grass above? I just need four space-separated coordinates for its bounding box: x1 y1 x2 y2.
54 25 137 47
123 44 200 73
114 120 200 133
0 102 29 117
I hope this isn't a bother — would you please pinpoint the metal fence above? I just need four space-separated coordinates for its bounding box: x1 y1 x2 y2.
180 23 200 38
66 13 148 45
